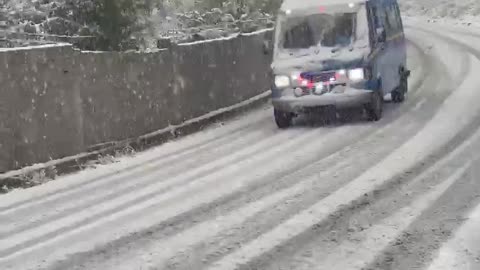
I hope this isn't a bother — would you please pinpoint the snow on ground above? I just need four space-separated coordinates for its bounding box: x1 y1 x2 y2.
401 0 480 27
401 0 480 19
3 2 480 270
428 202 480 270
210 50 480 269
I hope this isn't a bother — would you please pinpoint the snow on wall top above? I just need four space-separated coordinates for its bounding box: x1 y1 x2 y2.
281 0 367 11
0 43 71 53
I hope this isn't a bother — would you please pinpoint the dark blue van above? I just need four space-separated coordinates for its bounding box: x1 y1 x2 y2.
270 0 410 128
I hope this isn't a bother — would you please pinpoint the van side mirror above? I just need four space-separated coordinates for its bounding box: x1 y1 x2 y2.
376 27 386 43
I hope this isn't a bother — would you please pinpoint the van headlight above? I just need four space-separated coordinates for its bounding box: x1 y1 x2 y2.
274 75 290 88
348 68 365 81
290 72 301 81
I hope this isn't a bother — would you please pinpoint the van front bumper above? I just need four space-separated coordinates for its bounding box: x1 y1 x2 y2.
272 87 373 113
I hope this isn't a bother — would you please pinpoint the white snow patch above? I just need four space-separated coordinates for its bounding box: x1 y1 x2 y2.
281 0 366 11
209 53 480 270
0 126 354 269
428 202 480 270
178 28 273 46
0 43 71 52
400 0 480 20
320 162 471 269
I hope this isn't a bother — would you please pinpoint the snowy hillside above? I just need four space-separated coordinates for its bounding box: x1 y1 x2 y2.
400 0 480 25
1 0 479 49
0 0 275 49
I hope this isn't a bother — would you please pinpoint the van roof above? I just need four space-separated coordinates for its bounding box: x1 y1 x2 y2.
280 0 367 12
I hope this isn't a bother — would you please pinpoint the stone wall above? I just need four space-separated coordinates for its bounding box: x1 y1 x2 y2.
0 31 272 172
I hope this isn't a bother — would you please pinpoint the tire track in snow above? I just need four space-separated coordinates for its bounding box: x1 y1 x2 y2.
69 100 445 270
206 46 480 270
281 112 480 270
46 37 457 270
2 25 477 270
307 163 471 270
0 125 332 258
0 32 438 268
0 67 432 270
0 38 428 240
0 119 281 237
0 107 273 212
248 29 480 270
359 25 480 270
3 120 377 269
157 29 468 270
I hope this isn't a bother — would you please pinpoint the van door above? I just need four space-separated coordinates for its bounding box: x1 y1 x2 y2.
393 1 407 75
368 1 401 95
367 3 392 95
384 2 405 91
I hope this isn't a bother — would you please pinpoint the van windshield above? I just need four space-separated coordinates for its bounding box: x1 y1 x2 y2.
279 13 357 49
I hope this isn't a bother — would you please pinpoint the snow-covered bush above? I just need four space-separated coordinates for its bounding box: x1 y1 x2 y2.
1 0 281 50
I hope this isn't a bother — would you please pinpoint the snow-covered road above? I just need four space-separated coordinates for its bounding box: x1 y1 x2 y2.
2 21 480 270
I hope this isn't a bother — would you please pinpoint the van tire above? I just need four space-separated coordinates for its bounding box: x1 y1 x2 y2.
392 77 408 103
274 109 293 129
392 89 405 103
366 90 383 121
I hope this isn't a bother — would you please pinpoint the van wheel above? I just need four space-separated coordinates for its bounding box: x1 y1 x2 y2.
366 90 383 121
392 77 408 103
274 109 293 129
392 89 405 103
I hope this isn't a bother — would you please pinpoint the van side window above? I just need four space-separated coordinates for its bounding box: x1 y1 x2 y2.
384 8 392 33
385 4 399 35
366 4 376 46
394 3 404 31
371 6 380 28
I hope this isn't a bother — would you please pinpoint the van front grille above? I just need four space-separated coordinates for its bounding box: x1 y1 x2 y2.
311 72 336 83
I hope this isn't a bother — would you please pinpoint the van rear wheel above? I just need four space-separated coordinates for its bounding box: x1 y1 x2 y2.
392 77 408 103
366 90 383 121
274 109 293 129
391 89 405 103
393 69 409 103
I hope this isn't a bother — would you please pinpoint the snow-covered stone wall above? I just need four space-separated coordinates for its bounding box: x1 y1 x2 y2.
0 30 273 172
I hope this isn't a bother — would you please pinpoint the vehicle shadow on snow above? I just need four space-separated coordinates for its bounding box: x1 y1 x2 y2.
290 95 399 128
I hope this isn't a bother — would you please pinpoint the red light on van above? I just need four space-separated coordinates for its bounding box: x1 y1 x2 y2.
298 77 314 89
335 70 347 80
319 6 326 12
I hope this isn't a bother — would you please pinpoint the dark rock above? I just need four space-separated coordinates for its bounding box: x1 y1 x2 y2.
121 37 140 51
33 0 42 10
212 8 223 15
43 17 80 35
78 26 91 36
191 33 206 42
22 10 47 24
8 10 21 20
197 28 225 40
157 38 171 49
238 20 259 33
24 23 37 34
221 14 235 23
203 11 222 25
51 5 68 18
247 10 264 21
